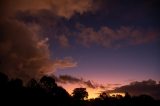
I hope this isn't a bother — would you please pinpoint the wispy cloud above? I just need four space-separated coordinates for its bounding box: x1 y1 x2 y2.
53 57 77 70
58 35 71 48
76 24 159 48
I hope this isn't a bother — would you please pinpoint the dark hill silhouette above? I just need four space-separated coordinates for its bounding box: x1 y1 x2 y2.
0 72 159 106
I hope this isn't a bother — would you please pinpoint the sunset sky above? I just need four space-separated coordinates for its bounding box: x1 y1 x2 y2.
0 0 160 99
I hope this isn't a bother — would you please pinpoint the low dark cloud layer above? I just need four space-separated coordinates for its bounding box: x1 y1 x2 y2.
55 75 122 90
54 74 106 89
108 79 160 99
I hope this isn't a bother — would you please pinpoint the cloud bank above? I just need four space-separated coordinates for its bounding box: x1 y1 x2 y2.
0 0 84 81
0 20 77 81
1 0 95 19
54 74 106 89
108 79 160 99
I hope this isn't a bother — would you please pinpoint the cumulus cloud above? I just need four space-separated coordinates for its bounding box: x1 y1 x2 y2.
50 0 95 19
0 20 52 81
0 20 77 82
0 0 80 82
76 24 159 48
108 79 160 99
1 0 95 19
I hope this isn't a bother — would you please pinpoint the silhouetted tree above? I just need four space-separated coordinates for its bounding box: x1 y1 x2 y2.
0 72 8 85
27 78 39 88
9 78 23 89
0 72 9 97
0 72 160 106
53 86 70 97
124 92 131 99
116 94 123 99
99 92 109 100
40 76 57 91
72 88 88 100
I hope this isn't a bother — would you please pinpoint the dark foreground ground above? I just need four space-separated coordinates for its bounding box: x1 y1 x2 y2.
0 72 160 106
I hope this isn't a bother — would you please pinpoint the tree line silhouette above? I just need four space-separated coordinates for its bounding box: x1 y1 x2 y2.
0 72 159 106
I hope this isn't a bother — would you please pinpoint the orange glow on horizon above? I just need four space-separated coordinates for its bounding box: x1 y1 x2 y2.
109 92 125 97
57 81 125 99
58 83 103 99
87 88 102 99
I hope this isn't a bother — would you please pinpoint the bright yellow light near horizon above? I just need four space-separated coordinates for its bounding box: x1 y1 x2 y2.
87 88 102 99
88 93 98 99
109 92 125 97
58 83 102 99
58 83 126 99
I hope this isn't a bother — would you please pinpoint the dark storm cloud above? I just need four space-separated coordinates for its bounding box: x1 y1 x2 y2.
0 20 53 81
0 20 77 82
108 79 160 99
0 0 81 81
